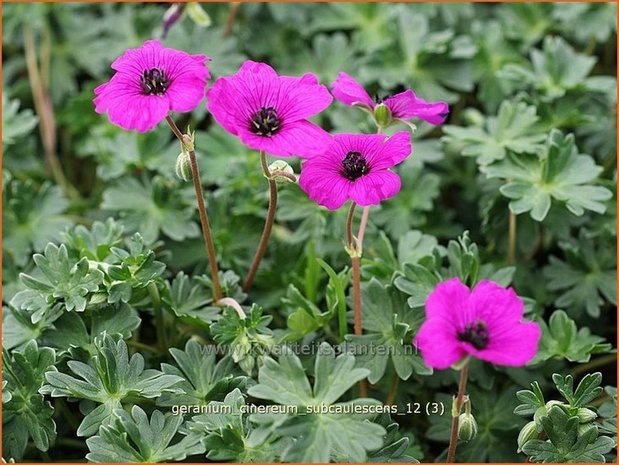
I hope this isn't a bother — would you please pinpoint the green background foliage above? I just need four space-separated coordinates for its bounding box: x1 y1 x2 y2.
2 2 617 463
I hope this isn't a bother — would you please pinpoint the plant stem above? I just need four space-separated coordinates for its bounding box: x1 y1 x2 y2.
570 353 617 376
23 23 79 201
127 340 159 354
507 210 517 265
346 202 367 397
447 363 470 463
147 282 166 352
385 373 400 405
223 2 241 37
243 151 278 292
165 115 222 301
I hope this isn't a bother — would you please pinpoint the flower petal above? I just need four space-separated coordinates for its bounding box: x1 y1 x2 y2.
415 319 466 370
349 170 401 206
367 131 412 169
94 74 169 132
469 321 542 367
331 72 375 109
299 164 352 210
237 120 332 158
468 281 525 326
276 73 333 122
385 90 449 125
424 277 471 331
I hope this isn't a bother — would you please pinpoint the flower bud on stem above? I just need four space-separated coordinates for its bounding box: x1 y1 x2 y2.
447 362 470 462
166 115 222 301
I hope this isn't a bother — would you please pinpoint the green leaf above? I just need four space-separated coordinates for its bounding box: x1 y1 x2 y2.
543 231 616 318
534 310 612 363
39 303 140 355
86 405 205 462
359 6 475 102
3 176 72 267
522 405 615 462
553 372 603 409
162 272 219 329
105 233 166 304
157 339 248 407
247 343 386 461
282 284 332 341
63 218 125 262
482 130 612 221
442 100 546 165
211 305 274 375
499 36 597 100
41 333 183 436
2 341 57 460
11 243 104 319
345 279 430 383
186 389 266 462
101 175 200 243
2 95 38 148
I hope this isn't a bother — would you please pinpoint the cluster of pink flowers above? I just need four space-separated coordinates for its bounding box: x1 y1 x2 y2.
94 40 541 369
94 39 449 210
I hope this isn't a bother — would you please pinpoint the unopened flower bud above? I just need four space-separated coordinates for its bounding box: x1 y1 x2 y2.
268 160 296 184
576 407 597 423
373 102 392 128
186 3 212 27
457 413 478 441
517 421 538 452
462 108 485 126
239 355 255 374
175 151 192 182
534 400 565 424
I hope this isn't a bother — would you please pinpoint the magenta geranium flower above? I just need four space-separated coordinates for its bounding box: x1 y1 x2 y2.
298 131 411 210
331 72 449 126
206 61 333 158
94 40 209 132
414 278 541 369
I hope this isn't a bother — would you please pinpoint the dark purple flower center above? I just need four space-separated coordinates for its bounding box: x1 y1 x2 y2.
250 107 280 137
458 320 489 350
140 68 169 95
341 151 369 181
374 92 392 104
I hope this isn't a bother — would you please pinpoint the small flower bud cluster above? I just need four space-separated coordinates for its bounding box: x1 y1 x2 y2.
518 400 599 453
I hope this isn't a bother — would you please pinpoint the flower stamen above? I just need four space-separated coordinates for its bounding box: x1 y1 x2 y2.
458 321 489 350
250 106 280 136
140 68 169 95
341 151 369 181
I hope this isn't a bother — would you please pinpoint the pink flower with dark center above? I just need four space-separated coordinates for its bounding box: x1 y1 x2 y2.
207 61 333 158
414 278 541 369
298 131 411 210
94 40 209 132
331 72 449 126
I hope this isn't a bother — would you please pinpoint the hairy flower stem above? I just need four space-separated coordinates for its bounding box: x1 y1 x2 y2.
446 363 470 463
507 210 517 265
165 115 222 301
243 151 278 292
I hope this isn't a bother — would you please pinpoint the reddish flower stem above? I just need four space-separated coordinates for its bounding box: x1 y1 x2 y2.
243 151 278 292
446 363 470 463
346 202 367 397
165 115 222 301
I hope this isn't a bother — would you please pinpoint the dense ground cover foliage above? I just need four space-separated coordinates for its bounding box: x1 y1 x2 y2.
2 2 617 463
